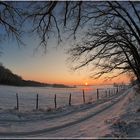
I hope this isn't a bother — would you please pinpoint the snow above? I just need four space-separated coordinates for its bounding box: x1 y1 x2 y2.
108 85 140 138
0 85 113 111
0 84 137 138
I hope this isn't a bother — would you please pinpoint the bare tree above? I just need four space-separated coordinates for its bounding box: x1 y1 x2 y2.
0 1 24 45
24 1 85 48
66 1 140 82
24 1 140 83
1 1 140 83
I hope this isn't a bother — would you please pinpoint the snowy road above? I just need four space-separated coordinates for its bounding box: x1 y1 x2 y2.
0 87 132 138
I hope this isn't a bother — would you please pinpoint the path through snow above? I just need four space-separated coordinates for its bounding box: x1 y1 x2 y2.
0 86 133 138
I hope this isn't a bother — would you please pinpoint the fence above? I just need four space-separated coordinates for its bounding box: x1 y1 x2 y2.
0 85 128 111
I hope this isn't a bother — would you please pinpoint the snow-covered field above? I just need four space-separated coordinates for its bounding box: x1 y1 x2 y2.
108 85 140 138
0 85 113 111
0 84 136 138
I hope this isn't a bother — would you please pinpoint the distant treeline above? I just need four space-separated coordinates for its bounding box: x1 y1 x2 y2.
0 64 74 88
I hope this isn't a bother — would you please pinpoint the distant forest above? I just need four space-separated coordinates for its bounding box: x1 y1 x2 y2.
0 64 73 88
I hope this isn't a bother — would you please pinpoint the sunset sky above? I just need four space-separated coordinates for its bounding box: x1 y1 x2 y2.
0 33 130 86
0 1 132 86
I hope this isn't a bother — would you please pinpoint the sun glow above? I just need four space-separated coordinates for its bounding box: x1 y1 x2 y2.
85 82 88 86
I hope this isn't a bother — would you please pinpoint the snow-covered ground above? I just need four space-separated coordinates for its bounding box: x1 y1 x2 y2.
0 84 134 138
0 85 113 111
108 85 140 138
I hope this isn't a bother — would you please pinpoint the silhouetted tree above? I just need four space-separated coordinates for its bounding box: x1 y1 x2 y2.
67 1 140 82
0 1 23 45
23 1 84 48
0 64 50 86
1 1 140 83
24 1 140 82
0 63 22 85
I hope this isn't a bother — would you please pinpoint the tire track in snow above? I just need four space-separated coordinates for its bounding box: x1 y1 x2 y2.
0 89 130 136
0 91 125 123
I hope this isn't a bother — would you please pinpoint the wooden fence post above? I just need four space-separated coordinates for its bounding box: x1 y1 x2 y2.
69 93 71 106
36 94 39 110
116 87 118 94
16 93 19 110
109 89 111 97
83 90 85 103
105 90 107 98
97 89 99 100
54 94 57 108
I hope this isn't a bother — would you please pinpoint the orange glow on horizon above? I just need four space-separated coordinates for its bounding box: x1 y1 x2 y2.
20 64 130 86
5 39 131 87
22 74 130 86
